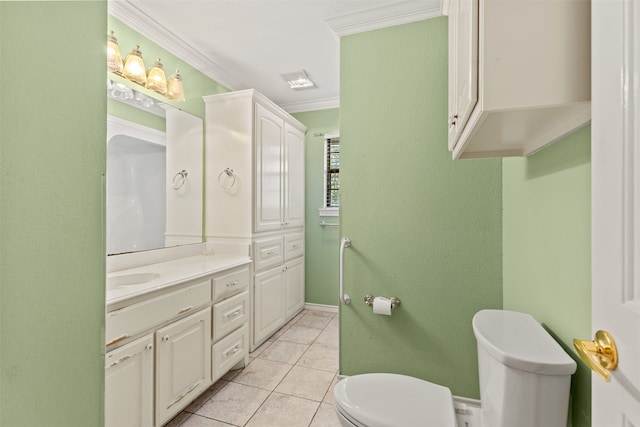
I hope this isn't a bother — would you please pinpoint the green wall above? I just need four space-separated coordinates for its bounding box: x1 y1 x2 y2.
292 109 341 306
0 2 107 425
339 18 503 398
502 127 592 427
107 16 228 130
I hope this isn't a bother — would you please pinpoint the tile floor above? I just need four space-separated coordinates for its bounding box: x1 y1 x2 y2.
165 309 342 427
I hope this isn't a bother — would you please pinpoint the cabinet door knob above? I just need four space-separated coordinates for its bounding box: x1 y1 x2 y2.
449 114 458 128
162 335 170 342
145 344 153 351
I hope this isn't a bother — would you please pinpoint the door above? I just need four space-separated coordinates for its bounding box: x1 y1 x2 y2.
591 1 640 424
156 308 211 425
105 334 154 427
255 102 284 232
284 123 305 228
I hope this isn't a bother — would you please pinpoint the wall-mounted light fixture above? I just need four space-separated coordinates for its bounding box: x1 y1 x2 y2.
122 45 147 86
107 31 123 74
107 31 185 102
146 58 167 95
166 70 185 102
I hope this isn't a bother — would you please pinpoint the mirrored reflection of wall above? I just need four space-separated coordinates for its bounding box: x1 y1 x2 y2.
106 116 167 254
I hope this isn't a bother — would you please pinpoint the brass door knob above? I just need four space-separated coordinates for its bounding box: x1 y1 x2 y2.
573 330 618 381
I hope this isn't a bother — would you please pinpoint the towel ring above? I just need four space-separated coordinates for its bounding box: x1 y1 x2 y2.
218 167 236 189
172 169 188 190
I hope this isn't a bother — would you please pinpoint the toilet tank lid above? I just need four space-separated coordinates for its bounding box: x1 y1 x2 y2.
472 310 577 376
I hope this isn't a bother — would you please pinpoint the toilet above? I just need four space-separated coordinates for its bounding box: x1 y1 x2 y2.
334 309 577 427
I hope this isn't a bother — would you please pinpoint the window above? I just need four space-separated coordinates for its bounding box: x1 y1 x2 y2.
320 133 340 216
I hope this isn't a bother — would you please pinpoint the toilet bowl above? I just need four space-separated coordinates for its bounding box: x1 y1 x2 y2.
334 310 577 427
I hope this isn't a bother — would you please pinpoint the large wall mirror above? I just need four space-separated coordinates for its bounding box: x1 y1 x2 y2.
106 110 203 255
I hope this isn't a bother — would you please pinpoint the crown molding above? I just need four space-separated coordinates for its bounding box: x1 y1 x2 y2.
279 97 340 114
108 0 245 91
325 0 442 37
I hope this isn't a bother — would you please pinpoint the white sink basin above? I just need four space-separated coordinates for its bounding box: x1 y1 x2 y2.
107 272 160 289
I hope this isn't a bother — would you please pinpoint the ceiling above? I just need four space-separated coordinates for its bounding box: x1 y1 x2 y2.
109 0 441 113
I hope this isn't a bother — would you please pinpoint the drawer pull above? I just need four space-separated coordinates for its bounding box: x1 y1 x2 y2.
225 345 241 358
265 251 275 256
226 280 240 288
167 382 201 409
225 309 242 319
106 334 129 347
107 354 133 368
178 306 193 315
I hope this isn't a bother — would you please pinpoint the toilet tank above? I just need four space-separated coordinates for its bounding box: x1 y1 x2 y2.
472 310 577 427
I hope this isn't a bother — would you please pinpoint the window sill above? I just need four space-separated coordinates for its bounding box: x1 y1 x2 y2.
319 208 339 217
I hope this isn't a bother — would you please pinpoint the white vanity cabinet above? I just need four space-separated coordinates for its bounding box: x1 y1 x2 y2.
156 307 211 426
105 255 252 427
204 89 307 351
105 334 154 427
442 0 590 159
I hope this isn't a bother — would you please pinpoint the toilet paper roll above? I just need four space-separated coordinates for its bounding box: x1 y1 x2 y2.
372 297 392 315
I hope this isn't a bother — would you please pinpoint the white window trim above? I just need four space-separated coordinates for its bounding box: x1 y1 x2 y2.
321 132 340 217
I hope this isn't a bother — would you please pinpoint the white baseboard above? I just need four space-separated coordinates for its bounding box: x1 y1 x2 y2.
304 302 339 313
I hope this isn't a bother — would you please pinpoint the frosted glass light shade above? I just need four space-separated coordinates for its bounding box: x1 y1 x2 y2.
146 58 167 95
107 31 123 74
122 45 147 86
166 70 185 102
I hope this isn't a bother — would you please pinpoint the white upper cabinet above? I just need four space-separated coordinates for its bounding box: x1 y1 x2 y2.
443 0 590 159
283 123 305 229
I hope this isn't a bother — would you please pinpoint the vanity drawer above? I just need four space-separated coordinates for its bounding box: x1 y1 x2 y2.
253 237 284 272
106 280 211 347
213 290 250 342
284 233 304 261
212 323 248 382
212 265 250 302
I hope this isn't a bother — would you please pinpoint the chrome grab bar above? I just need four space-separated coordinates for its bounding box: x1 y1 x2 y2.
339 237 352 304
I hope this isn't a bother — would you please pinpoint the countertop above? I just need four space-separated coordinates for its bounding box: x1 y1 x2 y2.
106 253 251 309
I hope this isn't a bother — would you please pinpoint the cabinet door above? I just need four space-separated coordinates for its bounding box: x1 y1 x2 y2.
105 334 154 427
156 308 212 426
283 123 305 229
255 103 284 232
254 267 285 344
448 0 479 150
284 257 305 319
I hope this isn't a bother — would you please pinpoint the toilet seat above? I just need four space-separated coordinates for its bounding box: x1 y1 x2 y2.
334 373 457 427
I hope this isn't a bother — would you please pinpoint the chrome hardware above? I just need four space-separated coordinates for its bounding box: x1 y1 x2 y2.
449 114 458 128
364 294 401 311
177 305 193 315
106 334 129 347
145 344 153 351
107 354 134 368
218 167 236 189
339 237 351 304
226 280 239 287
225 345 240 357
320 221 339 227
266 251 275 256
573 330 618 381
162 335 170 342
172 169 188 190
226 309 241 319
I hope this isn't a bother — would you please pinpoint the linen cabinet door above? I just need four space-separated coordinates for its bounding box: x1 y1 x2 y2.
254 267 285 344
254 102 284 232
283 122 305 229
156 308 212 426
105 334 154 427
284 257 305 319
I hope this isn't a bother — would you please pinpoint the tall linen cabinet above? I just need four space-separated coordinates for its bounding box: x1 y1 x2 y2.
204 89 307 350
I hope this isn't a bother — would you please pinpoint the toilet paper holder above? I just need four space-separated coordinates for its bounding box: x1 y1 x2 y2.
364 294 401 311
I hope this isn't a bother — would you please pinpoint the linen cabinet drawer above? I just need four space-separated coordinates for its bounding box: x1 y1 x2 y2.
253 237 284 272
284 233 304 261
212 323 248 381
212 265 250 302
213 290 250 342
106 280 211 347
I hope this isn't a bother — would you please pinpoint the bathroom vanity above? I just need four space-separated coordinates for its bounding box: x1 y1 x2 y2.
105 244 251 427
